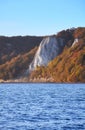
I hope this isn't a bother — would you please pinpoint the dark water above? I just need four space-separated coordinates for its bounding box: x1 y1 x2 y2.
0 83 85 130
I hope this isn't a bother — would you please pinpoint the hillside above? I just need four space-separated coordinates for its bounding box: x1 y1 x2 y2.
0 47 37 80
29 27 85 83
0 36 43 65
0 36 43 81
0 27 85 82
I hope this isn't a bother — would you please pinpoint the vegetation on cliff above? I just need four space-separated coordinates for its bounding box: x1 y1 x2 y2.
0 27 85 82
29 27 85 82
0 47 37 80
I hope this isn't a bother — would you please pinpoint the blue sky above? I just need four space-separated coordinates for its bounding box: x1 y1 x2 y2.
0 0 85 36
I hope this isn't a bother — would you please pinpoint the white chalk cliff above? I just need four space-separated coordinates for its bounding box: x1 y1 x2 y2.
72 38 78 47
29 36 65 72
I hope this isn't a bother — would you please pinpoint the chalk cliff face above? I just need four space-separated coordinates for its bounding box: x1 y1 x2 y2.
29 36 65 71
72 38 78 47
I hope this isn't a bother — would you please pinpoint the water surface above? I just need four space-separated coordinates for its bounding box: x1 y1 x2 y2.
0 83 85 130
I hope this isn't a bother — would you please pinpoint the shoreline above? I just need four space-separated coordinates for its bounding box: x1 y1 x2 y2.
0 79 85 84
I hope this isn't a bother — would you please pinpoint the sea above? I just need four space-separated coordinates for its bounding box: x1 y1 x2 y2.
0 83 85 130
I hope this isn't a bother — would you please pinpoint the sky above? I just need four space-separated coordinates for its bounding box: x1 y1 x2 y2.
0 0 85 36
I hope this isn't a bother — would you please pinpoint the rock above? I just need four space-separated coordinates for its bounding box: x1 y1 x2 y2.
72 38 78 47
29 36 65 71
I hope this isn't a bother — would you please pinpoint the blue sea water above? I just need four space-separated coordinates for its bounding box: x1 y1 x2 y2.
0 83 85 130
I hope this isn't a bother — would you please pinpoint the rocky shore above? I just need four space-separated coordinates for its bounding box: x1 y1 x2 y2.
0 77 54 83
